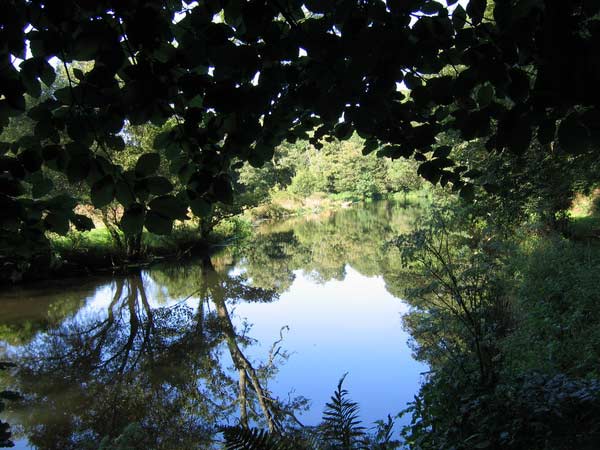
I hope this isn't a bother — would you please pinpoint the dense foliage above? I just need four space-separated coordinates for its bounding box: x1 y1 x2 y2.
3 0 600 448
396 200 600 449
3 0 600 279
237 135 423 202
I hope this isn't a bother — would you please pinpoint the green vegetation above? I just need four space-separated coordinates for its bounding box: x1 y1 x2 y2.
395 192 600 449
237 134 426 220
1 113 425 281
3 0 600 283
222 374 401 449
2 0 600 448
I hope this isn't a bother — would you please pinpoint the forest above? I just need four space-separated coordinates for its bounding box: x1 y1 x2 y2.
2 0 600 449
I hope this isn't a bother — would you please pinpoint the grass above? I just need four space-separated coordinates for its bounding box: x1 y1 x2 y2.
49 217 253 275
568 189 600 239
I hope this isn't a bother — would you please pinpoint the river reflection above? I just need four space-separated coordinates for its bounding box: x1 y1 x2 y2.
0 201 426 449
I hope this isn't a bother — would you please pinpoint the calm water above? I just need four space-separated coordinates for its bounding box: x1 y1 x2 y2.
0 201 427 449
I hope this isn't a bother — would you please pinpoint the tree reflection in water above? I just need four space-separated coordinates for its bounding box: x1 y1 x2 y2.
5 258 306 449
1 201 424 448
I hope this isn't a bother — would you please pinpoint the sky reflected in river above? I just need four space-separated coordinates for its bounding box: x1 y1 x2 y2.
1 201 427 449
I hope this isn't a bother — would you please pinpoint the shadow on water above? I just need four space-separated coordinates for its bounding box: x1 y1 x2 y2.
0 201 425 449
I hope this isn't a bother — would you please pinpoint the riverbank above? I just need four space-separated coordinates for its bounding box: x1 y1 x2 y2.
246 189 431 221
45 218 249 280
3 191 431 286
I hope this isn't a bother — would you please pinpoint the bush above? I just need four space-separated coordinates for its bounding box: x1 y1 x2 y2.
248 203 292 221
288 169 325 196
403 369 600 450
502 237 600 378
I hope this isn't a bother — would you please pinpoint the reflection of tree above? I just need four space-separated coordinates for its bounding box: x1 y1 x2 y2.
150 257 307 432
3 201 423 447
9 275 218 449
239 201 421 297
200 258 304 433
7 260 304 448
0 279 101 346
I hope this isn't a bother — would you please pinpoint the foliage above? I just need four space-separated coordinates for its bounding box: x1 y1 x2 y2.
4 0 600 280
501 237 600 378
0 362 19 448
98 423 147 450
239 135 422 202
321 373 367 449
222 426 298 450
395 206 508 383
223 374 402 450
402 368 600 450
396 192 600 449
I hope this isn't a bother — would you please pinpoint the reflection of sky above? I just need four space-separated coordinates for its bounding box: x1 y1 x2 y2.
4 263 426 448
230 266 426 427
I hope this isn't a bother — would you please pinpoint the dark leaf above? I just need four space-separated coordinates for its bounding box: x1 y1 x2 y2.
90 176 115 208
466 0 487 24
558 115 590 153
190 197 211 217
145 210 173 235
121 203 146 235
135 153 161 177
31 176 53 198
148 195 188 220
72 214 94 231
146 176 174 195
44 212 70 235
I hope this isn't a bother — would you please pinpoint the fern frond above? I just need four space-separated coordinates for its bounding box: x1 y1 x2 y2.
321 373 367 449
221 426 300 450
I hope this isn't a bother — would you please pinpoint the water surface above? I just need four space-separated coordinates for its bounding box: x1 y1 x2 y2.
0 201 427 449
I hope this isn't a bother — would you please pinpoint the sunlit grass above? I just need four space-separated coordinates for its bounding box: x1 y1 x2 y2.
568 189 600 239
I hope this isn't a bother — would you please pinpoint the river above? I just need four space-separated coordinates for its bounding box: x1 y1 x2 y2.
0 201 427 449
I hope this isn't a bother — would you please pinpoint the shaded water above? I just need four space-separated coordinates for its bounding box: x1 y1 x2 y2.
0 201 427 449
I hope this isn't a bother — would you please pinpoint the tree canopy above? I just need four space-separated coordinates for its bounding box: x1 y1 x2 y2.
2 0 600 260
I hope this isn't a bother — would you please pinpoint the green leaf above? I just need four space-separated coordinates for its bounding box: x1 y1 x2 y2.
251 143 275 166
334 122 353 140
421 1 443 14
90 175 115 208
145 211 173 235
67 115 92 144
558 115 590 153
72 214 94 231
40 60 56 86
153 130 172 150
66 155 91 183
433 146 451 158
22 73 42 98
537 119 556 145
45 194 78 212
477 84 494 107
73 68 85 80
212 175 234 204
460 183 475 202
53 86 73 105
105 134 125 151
135 153 161 177
18 148 43 172
120 203 146 235
148 195 189 220
304 0 334 13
